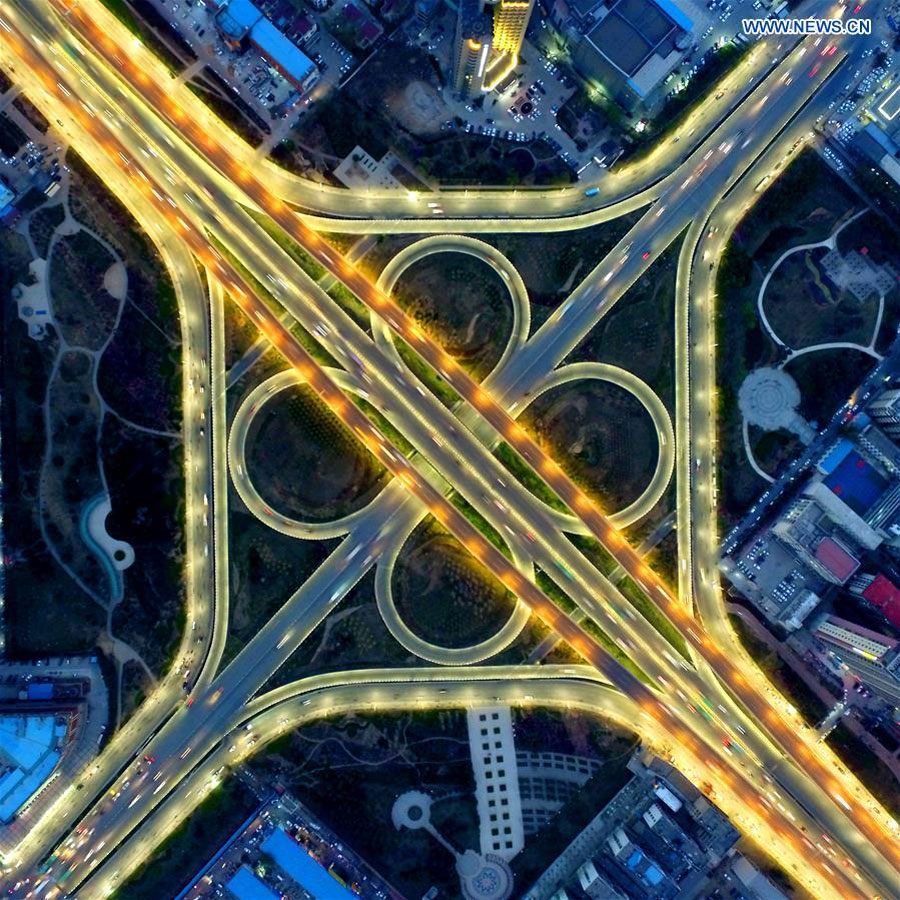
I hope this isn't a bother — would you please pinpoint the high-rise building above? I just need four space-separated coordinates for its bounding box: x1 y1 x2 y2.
415 0 441 28
453 0 494 97
451 0 534 97
491 0 535 55
868 389 900 439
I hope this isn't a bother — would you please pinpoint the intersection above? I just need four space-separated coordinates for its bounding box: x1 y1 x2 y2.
2 0 900 898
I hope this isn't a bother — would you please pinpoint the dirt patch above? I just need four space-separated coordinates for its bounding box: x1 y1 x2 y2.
103 261 128 301
389 79 447 137
245 384 388 522
394 251 513 380
523 381 658 514
393 519 516 648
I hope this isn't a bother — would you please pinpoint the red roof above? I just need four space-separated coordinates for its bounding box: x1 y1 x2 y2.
863 574 900 608
863 574 900 628
361 20 382 39
814 537 859 583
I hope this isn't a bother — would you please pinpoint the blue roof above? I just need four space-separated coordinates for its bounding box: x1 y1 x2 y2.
261 828 357 900
251 17 316 81
27 683 53 701
0 751 60 822
819 439 854 475
823 450 888 516
625 77 647 98
652 0 693 32
645 865 664 886
218 0 262 38
226 867 280 900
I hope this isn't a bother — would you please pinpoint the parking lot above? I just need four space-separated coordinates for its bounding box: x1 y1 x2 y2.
145 0 352 146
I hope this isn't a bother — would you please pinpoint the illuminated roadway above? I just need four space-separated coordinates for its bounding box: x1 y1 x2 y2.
1 1 899 898
1 0 884 884
3 0 892 892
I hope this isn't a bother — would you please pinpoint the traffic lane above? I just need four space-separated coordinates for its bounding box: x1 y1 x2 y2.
680 98 900 894
0 69 218 876
76 673 642 898
3 7 884 892
42 537 385 888
28 4 800 236
492 43 848 401
21 24 884 896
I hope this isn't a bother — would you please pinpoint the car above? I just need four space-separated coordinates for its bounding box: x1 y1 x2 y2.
642 250 651 260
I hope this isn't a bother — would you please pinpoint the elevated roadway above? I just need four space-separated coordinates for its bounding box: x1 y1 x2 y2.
1 3 900 896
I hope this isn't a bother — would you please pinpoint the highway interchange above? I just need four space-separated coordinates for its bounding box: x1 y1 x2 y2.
1 0 900 897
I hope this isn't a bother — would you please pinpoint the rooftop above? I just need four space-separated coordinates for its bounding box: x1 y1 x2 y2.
251 16 317 81
813 536 859 583
261 827 358 900
226 866 281 900
822 449 889 517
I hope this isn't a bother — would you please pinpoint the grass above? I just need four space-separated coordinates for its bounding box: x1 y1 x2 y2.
186 82 264 148
98 0 183 75
534 569 651 684
713 148 860 527
826 723 900 821
569 533 618 577
48 230 117 350
494 442 568 514
353 397 416 457
397 338 461 407
394 521 515 649
581 619 652 686
618 576 690 660
448 492 508 557
245 383 388 523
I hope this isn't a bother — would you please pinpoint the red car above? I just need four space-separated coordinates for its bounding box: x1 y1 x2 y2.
642 250 651 260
